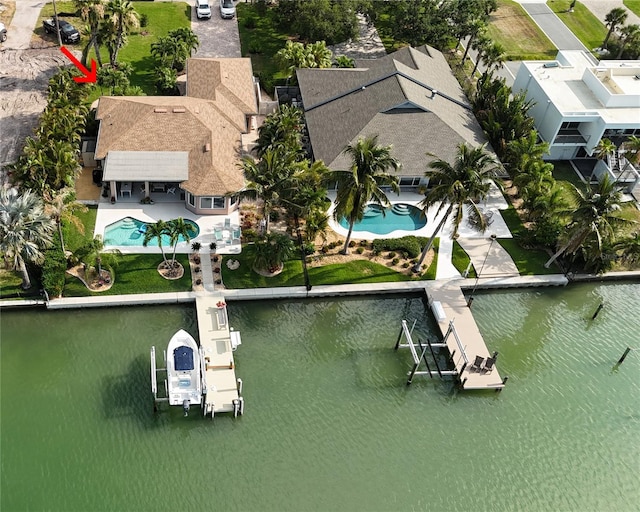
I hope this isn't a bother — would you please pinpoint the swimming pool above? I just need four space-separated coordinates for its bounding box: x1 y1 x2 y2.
104 217 200 246
338 203 426 235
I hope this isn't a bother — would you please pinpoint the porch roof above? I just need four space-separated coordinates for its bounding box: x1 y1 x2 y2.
102 151 189 182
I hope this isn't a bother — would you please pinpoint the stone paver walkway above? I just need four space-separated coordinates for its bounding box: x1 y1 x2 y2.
458 237 520 278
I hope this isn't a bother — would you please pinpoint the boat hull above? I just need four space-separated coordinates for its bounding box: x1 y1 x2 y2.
166 329 202 407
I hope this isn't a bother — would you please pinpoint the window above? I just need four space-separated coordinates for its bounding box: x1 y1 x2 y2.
399 177 420 187
199 196 225 209
188 193 195 207
560 122 580 130
230 195 237 206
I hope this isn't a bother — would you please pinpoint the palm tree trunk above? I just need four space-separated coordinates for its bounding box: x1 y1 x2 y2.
472 55 481 76
58 221 66 255
603 26 614 48
341 223 355 255
544 244 568 268
19 258 32 290
461 34 475 63
412 204 453 272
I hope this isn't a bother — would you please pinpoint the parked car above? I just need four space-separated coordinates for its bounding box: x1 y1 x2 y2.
42 18 80 44
219 0 235 19
0 22 7 43
196 0 212 19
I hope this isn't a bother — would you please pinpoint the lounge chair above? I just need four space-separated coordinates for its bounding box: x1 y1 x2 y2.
214 228 224 241
470 355 484 372
224 218 231 229
482 357 496 373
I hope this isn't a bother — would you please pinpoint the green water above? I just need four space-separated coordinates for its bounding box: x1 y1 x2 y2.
1 283 639 512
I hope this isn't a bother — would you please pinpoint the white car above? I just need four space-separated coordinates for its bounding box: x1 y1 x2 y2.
196 0 212 19
219 0 235 19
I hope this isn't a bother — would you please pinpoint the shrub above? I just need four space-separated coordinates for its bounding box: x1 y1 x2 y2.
321 246 329 253
359 239 368 247
140 13 149 27
248 40 263 54
194 267 200 273
244 16 257 29
348 240 356 248
215 279 222 285
191 241 201 252
303 242 315 255
392 258 400 265
213 268 220 273
372 236 423 258
242 228 259 242
402 262 410 268
355 246 364 254
195 278 202 285
387 252 396 259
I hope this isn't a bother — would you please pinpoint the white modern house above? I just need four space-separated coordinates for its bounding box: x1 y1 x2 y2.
513 51 640 196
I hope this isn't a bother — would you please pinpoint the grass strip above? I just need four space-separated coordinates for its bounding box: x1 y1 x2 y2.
624 1 640 17
548 1 607 52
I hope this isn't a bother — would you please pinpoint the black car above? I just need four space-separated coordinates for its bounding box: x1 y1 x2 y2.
43 18 80 44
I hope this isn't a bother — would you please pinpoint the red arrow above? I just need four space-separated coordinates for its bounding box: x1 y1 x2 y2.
60 46 97 83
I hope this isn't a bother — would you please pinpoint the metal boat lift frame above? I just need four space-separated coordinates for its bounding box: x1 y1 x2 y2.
394 319 460 384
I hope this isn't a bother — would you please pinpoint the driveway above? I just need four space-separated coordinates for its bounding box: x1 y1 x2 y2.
191 2 241 58
580 1 640 26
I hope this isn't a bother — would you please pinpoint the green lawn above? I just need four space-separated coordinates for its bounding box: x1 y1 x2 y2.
62 205 98 254
236 3 291 91
551 160 584 188
623 1 640 17
63 254 192 296
452 240 476 278
0 269 31 299
487 0 557 60
498 239 559 274
548 1 607 51
37 2 191 99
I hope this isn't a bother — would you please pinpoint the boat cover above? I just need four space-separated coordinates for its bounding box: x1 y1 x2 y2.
174 346 194 371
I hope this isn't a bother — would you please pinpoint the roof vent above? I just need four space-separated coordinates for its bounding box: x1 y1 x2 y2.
172 108 186 113
154 108 168 113
543 62 559 68
204 143 211 152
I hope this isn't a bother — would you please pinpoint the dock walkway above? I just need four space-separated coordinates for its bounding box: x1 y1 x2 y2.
195 295 242 417
427 282 505 390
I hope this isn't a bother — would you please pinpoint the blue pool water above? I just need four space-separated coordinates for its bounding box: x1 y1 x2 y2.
104 217 199 246
339 203 426 235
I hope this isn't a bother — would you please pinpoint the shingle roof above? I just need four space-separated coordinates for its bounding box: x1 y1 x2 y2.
95 58 257 197
95 96 244 196
297 45 490 175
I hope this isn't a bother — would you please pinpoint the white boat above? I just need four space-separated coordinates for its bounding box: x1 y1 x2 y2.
166 329 202 416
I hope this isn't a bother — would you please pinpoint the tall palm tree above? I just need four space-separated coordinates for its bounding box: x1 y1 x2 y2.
544 175 632 268
327 135 400 255
0 188 55 289
167 218 192 268
594 138 616 161
142 220 170 266
480 41 505 75
623 135 640 165
76 235 120 278
471 33 492 76
75 0 106 67
603 7 628 48
239 147 297 233
255 104 304 158
461 20 486 63
105 0 139 66
616 24 640 59
44 187 88 255
504 130 550 177
413 143 501 272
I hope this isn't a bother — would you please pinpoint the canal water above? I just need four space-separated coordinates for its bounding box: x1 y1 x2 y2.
1 283 638 511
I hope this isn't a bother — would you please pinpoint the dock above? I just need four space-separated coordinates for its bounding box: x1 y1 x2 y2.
427 282 505 390
195 296 244 418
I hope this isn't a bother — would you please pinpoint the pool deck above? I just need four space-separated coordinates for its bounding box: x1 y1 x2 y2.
94 202 242 255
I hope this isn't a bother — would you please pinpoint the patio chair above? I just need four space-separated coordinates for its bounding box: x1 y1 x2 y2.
214 228 224 241
470 355 484 372
482 357 496 373
224 218 231 229
166 187 176 195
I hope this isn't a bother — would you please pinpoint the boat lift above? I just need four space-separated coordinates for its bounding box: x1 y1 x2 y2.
150 346 169 409
394 319 459 385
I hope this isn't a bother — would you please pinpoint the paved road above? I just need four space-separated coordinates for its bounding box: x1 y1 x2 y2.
520 3 591 52
191 3 241 58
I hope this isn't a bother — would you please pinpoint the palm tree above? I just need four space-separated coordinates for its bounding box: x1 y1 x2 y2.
252 232 295 273
544 175 632 269
471 33 491 76
255 104 304 158
76 235 120 279
461 20 486 63
167 218 192 269
75 0 106 66
43 187 88 255
151 28 199 70
603 7 628 48
515 159 556 214
623 135 640 165
413 143 501 272
105 0 139 66
334 55 355 68
593 138 617 181
480 41 505 75
142 220 170 267
616 24 640 59
327 135 400 255
0 188 55 289
239 147 297 233
504 130 550 177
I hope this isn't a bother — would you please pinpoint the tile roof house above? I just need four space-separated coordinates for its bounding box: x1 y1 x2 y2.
94 58 258 214
296 45 492 188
